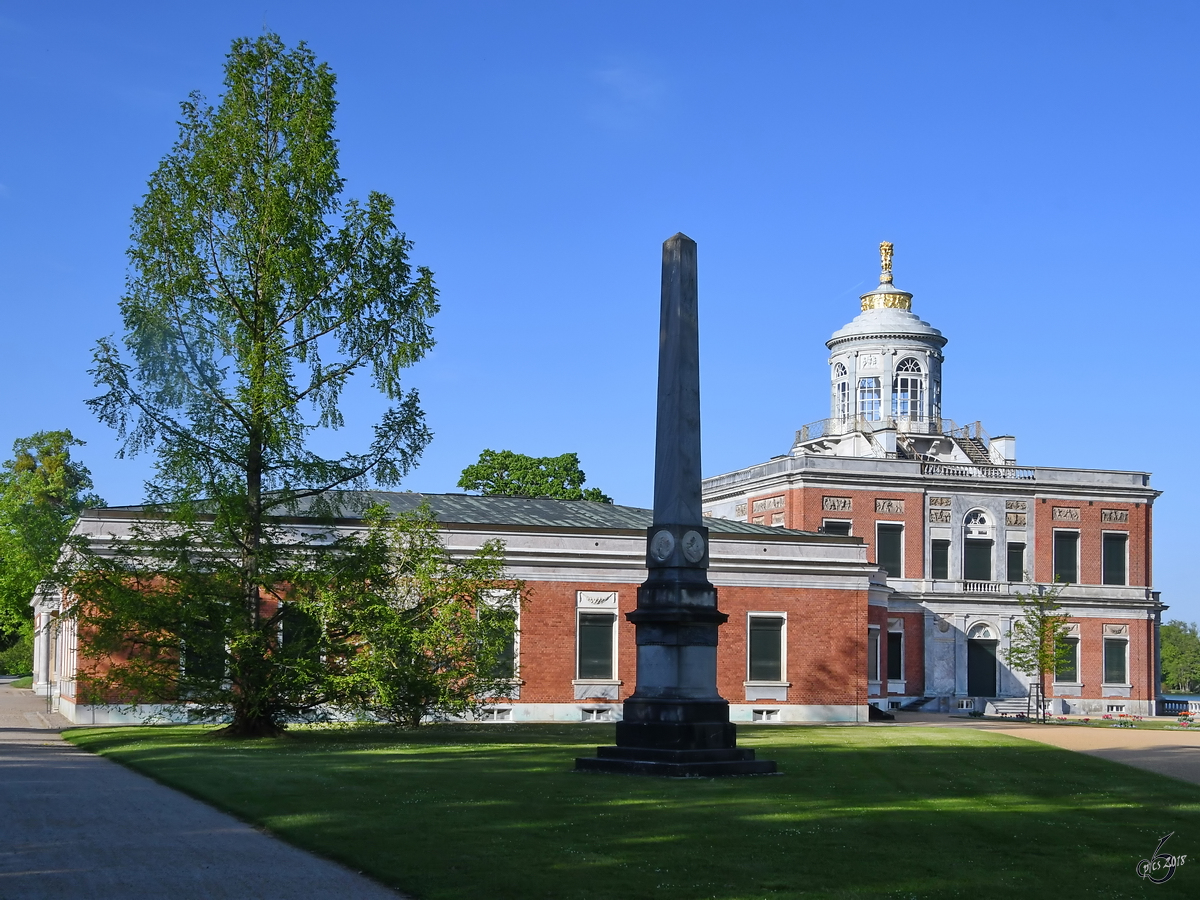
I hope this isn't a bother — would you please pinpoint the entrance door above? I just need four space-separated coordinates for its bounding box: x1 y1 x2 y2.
967 639 998 697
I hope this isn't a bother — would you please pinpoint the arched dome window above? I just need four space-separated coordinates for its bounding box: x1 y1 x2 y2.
833 363 850 421
892 357 925 421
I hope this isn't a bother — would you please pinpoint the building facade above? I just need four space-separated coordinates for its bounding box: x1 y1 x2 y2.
34 494 886 725
701 243 1163 716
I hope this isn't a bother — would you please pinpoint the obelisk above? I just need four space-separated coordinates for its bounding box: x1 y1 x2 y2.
575 234 776 777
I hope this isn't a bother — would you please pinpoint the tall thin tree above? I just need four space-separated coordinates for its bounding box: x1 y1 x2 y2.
81 34 438 735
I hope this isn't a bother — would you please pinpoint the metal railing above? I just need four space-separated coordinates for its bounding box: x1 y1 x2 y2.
796 415 951 446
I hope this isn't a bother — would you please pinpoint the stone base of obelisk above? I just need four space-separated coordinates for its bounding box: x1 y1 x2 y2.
575 699 778 777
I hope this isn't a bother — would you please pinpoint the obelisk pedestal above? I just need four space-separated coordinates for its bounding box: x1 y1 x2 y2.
575 234 776 777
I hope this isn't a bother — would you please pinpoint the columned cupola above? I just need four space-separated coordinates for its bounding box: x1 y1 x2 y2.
826 243 947 433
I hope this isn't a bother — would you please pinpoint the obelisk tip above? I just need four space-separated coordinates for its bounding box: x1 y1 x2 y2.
665 232 696 246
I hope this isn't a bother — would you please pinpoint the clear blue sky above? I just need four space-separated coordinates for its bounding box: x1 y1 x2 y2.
1 3 1196 620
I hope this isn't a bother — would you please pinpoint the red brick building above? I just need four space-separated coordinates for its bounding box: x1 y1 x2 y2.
35 494 886 725
701 244 1163 716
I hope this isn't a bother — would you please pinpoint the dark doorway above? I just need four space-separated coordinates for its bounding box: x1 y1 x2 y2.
967 639 998 696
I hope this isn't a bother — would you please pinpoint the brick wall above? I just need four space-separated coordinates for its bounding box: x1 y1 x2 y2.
777 486 925 578
515 579 869 708
1033 499 1150 586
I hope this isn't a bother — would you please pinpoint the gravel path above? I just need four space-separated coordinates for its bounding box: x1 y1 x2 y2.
0 679 404 900
891 710 1200 786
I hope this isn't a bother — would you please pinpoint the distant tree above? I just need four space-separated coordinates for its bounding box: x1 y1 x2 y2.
458 450 612 503
74 34 438 736
0 431 103 673
1160 620 1200 694
1003 584 1074 722
303 505 524 728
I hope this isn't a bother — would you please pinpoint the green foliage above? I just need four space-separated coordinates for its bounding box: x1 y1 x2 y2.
458 449 612 503
302 505 523 727
0 623 34 675
0 430 102 639
1003 583 1074 722
1160 620 1200 693
77 34 438 736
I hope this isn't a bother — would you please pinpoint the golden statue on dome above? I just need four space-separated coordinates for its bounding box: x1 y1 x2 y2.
880 241 894 283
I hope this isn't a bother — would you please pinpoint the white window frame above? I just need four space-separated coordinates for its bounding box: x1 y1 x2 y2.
867 624 881 688
886 618 905 692
858 377 882 421
574 591 619 683
1102 636 1130 687
1052 528 1081 584
821 519 852 536
875 521 905 579
891 358 925 420
1101 530 1129 586
481 589 521 683
1054 635 1081 685
745 612 788 685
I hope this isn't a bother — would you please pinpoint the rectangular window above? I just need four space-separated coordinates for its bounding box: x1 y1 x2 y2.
876 524 903 577
867 627 880 682
887 631 903 681
1103 638 1127 684
748 616 784 682
822 520 851 536
182 618 226 684
1103 533 1128 585
1053 531 1079 584
577 613 616 679
858 377 882 421
963 540 992 581
1006 542 1025 582
931 539 950 579
1055 637 1079 683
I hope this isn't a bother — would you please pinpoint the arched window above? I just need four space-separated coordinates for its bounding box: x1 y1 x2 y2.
833 363 850 421
964 509 993 581
858 377 881 421
892 357 925 420
836 381 850 421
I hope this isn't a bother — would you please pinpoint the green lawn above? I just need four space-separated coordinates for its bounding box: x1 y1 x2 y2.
66 723 1200 899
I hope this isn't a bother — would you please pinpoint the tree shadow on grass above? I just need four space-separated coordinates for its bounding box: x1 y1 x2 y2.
67 724 1200 900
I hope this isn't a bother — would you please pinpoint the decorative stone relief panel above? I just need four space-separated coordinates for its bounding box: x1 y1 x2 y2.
1005 512 1027 526
752 496 785 513
1005 500 1027 511
735 502 747 517
1052 507 1081 522
1103 623 1129 636
771 512 785 526
929 509 951 523
577 591 618 609
1101 509 1129 524
876 499 905 514
929 497 952 507
823 496 852 512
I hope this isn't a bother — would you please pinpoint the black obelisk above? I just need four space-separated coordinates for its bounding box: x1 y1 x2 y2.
575 234 776 777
